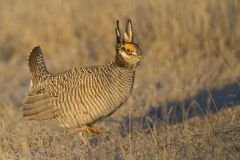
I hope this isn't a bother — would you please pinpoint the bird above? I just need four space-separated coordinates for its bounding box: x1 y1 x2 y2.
22 19 142 135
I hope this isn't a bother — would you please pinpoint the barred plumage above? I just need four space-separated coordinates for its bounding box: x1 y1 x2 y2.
22 19 142 131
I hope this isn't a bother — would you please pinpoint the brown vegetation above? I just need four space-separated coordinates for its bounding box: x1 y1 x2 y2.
0 0 240 159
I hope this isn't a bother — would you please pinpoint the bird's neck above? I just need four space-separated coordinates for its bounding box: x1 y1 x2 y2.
103 59 136 96
113 55 138 70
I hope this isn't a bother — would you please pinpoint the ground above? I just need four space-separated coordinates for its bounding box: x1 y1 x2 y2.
0 0 240 159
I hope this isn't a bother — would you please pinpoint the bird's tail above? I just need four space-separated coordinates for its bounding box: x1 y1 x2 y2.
28 46 49 77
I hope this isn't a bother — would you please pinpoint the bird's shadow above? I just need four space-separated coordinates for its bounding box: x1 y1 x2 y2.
120 82 240 133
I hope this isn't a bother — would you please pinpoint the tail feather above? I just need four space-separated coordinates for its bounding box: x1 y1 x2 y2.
28 46 49 76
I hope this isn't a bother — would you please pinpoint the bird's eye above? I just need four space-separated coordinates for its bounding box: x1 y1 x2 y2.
126 48 132 53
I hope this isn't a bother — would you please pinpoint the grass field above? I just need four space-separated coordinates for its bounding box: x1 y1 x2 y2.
0 0 240 159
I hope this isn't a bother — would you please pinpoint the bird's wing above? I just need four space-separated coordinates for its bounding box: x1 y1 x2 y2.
22 93 60 120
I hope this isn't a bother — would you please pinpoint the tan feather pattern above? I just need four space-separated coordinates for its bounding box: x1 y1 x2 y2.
23 47 136 128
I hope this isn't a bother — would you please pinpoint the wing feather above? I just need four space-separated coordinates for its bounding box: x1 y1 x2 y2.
22 94 60 121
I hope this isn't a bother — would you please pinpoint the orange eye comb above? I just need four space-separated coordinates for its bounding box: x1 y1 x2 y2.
123 43 136 52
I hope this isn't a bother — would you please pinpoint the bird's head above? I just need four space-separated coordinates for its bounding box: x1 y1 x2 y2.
115 19 142 68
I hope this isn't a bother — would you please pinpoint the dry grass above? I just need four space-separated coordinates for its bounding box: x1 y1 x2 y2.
0 0 240 159
0 103 239 160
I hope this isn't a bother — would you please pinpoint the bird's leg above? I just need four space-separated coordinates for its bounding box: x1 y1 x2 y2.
79 131 90 145
70 128 90 145
70 126 109 144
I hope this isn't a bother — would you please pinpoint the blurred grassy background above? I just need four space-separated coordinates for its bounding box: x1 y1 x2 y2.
0 0 239 105
0 0 240 159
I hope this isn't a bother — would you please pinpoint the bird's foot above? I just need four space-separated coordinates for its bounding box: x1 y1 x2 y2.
81 126 109 135
71 127 109 145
